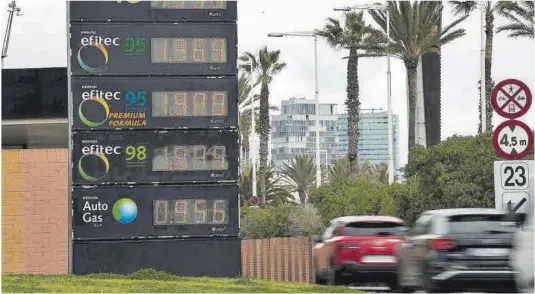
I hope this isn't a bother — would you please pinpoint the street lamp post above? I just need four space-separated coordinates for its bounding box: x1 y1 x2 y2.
268 31 322 188
334 2 393 184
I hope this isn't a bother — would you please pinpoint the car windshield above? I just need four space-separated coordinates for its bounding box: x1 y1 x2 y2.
343 221 405 236
447 214 517 234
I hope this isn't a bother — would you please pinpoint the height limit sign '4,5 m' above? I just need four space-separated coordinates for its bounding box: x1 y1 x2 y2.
493 120 534 160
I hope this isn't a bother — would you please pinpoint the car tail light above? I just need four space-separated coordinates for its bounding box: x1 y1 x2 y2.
429 237 456 251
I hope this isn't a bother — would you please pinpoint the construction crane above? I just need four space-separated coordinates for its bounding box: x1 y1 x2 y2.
2 0 22 66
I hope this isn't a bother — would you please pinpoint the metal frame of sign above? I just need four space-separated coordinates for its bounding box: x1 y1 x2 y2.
71 76 238 130
69 1 237 22
492 119 534 160
71 130 239 184
72 184 239 240
490 79 532 119
70 23 237 76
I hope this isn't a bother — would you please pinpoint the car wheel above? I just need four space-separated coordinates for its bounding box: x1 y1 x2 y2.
422 266 443 293
326 268 342 286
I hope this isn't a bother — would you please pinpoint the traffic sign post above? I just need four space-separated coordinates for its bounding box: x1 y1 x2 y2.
491 78 534 214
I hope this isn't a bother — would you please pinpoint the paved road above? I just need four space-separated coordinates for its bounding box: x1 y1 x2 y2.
348 285 492 293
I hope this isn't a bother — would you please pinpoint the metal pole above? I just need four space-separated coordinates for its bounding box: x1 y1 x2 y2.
480 5 486 132
2 1 19 67
314 34 321 188
250 61 257 198
386 7 394 185
251 101 257 198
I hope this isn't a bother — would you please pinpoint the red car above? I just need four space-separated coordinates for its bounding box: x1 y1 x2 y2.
312 216 407 287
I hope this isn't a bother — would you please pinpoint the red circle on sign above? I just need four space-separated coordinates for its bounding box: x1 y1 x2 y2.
492 119 534 160
249 196 260 206
490 79 532 119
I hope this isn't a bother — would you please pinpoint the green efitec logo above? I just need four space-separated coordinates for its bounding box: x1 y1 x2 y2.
78 141 121 182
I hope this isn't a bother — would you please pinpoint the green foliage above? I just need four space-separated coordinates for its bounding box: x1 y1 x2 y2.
2 270 359 293
240 204 324 239
309 179 396 225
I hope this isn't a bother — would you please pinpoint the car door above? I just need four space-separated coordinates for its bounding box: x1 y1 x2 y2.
402 214 432 285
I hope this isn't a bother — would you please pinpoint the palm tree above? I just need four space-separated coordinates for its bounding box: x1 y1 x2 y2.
450 1 512 132
279 155 317 204
368 1 467 149
317 11 385 176
326 156 374 184
239 165 294 206
497 1 534 39
370 162 399 185
239 47 287 204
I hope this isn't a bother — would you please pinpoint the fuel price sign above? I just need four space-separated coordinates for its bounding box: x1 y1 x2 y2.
72 130 239 185
70 23 237 76
72 184 239 240
72 76 237 130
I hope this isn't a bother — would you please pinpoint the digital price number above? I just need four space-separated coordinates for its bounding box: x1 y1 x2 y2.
153 199 228 225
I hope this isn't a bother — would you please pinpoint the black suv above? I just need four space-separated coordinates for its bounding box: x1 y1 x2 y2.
396 208 517 293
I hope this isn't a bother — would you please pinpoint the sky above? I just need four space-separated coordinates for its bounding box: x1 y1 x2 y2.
2 0 534 166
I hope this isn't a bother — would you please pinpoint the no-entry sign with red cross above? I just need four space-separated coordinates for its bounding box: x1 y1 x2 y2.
490 79 532 119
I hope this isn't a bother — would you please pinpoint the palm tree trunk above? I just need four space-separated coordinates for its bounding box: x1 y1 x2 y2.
258 84 270 204
298 189 306 204
346 49 360 178
484 7 494 132
405 60 418 149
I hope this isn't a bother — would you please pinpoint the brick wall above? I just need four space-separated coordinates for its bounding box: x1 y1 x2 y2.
241 237 315 283
2 149 315 281
2 149 69 274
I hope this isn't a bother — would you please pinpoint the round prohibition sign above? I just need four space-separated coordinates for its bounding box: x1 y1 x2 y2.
490 79 532 119
493 119 534 160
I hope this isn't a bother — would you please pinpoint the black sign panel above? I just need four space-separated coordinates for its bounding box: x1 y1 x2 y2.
72 184 239 240
70 23 237 76
70 1 237 22
72 130 239 184
73 237 241 277
71 76 237 130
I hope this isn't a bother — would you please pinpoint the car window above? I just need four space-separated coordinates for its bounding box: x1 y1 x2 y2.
322 222 336 240
411 214 432 236
342 221 405 236
446 214 517 234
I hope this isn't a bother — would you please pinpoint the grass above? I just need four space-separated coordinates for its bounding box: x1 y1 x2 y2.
2 269 360 293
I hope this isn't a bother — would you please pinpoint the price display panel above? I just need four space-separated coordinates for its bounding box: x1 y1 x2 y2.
70 23 237 76
69 1 237 22
71 77 237 130
72 184 239 240
71 130 239 184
